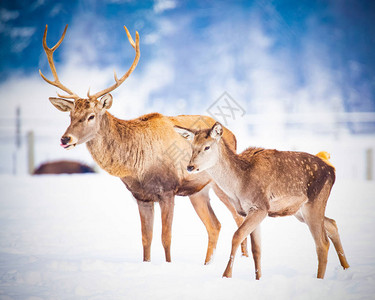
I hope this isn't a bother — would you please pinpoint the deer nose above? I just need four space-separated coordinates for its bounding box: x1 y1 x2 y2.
187 165 195 172
61 136 71 145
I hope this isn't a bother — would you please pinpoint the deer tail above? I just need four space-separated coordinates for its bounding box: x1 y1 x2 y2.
316 151 335 170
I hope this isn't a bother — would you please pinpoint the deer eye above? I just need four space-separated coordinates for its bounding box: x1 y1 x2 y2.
88 115 95 121
204 146 210 151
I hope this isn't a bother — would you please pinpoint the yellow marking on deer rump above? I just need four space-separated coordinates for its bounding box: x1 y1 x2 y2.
316 151 335 169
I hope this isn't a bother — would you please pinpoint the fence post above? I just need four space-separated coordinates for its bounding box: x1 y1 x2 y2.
12 106 21 175
366 148 373 180
27 131 35 175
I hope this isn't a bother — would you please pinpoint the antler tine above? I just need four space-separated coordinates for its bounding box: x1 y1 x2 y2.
123 26 136 49
39 24 81 100
88 26 140 100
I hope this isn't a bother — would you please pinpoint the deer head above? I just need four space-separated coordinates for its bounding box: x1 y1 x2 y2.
40 24 140 149
174 122 223 173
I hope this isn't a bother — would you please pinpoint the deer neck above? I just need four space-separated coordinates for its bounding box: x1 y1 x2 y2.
205 141 246 200
86 112 141 178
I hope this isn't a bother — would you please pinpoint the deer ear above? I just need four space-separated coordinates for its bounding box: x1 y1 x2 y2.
174 126 195 141
49 97 74 112
210 122 223 140
99 94 113 110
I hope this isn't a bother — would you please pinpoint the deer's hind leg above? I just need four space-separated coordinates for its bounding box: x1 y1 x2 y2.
301 184 333 279
189 185 221 265
295 211 350 274
324 217 350 269
301 204 330 278
250 226 262 280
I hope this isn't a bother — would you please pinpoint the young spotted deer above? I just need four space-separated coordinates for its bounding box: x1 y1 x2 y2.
40 25 251 265
175 122 350 279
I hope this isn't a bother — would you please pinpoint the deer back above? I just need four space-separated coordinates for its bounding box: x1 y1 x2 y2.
240 148 336 204
86 112 237 201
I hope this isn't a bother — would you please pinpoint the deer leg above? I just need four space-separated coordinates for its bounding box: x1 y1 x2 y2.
250 226 262 280
159 193 175 263
137 200 155 262
211 183 249 257
324 217 350 270
189 185 221 265
301 200 330 279
223 207 267 278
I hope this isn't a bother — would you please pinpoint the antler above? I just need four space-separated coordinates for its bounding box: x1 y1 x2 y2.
39 24 81 100
87 26 140 100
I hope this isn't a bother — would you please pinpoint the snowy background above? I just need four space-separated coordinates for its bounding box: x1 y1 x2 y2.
1 175 374 299
1 0 375 175
0 0 375 299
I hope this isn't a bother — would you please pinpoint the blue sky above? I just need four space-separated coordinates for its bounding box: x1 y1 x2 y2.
1 0 374 133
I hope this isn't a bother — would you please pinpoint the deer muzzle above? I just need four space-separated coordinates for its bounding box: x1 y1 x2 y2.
60 135 77 150
187 165 200 173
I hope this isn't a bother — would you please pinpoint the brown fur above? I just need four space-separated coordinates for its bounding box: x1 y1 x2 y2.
52 99 250 264
42 25 250 266
86 112 238 202
181 123 349 279
33 160 95 175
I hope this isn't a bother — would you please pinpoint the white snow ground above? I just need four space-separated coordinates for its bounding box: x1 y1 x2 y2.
0 173 374 299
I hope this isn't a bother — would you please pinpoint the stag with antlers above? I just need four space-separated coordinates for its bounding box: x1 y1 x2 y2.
39 25 258 265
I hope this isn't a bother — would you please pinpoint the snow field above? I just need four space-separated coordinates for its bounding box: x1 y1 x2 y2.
0 174 374 299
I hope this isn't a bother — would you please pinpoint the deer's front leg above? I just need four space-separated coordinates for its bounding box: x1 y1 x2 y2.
137 200 155 262
223 207 267 278
159 193 175 262
212 183 249 257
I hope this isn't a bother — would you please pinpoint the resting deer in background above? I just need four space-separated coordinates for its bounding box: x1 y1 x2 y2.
175 122 350 279
39 25 253 265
